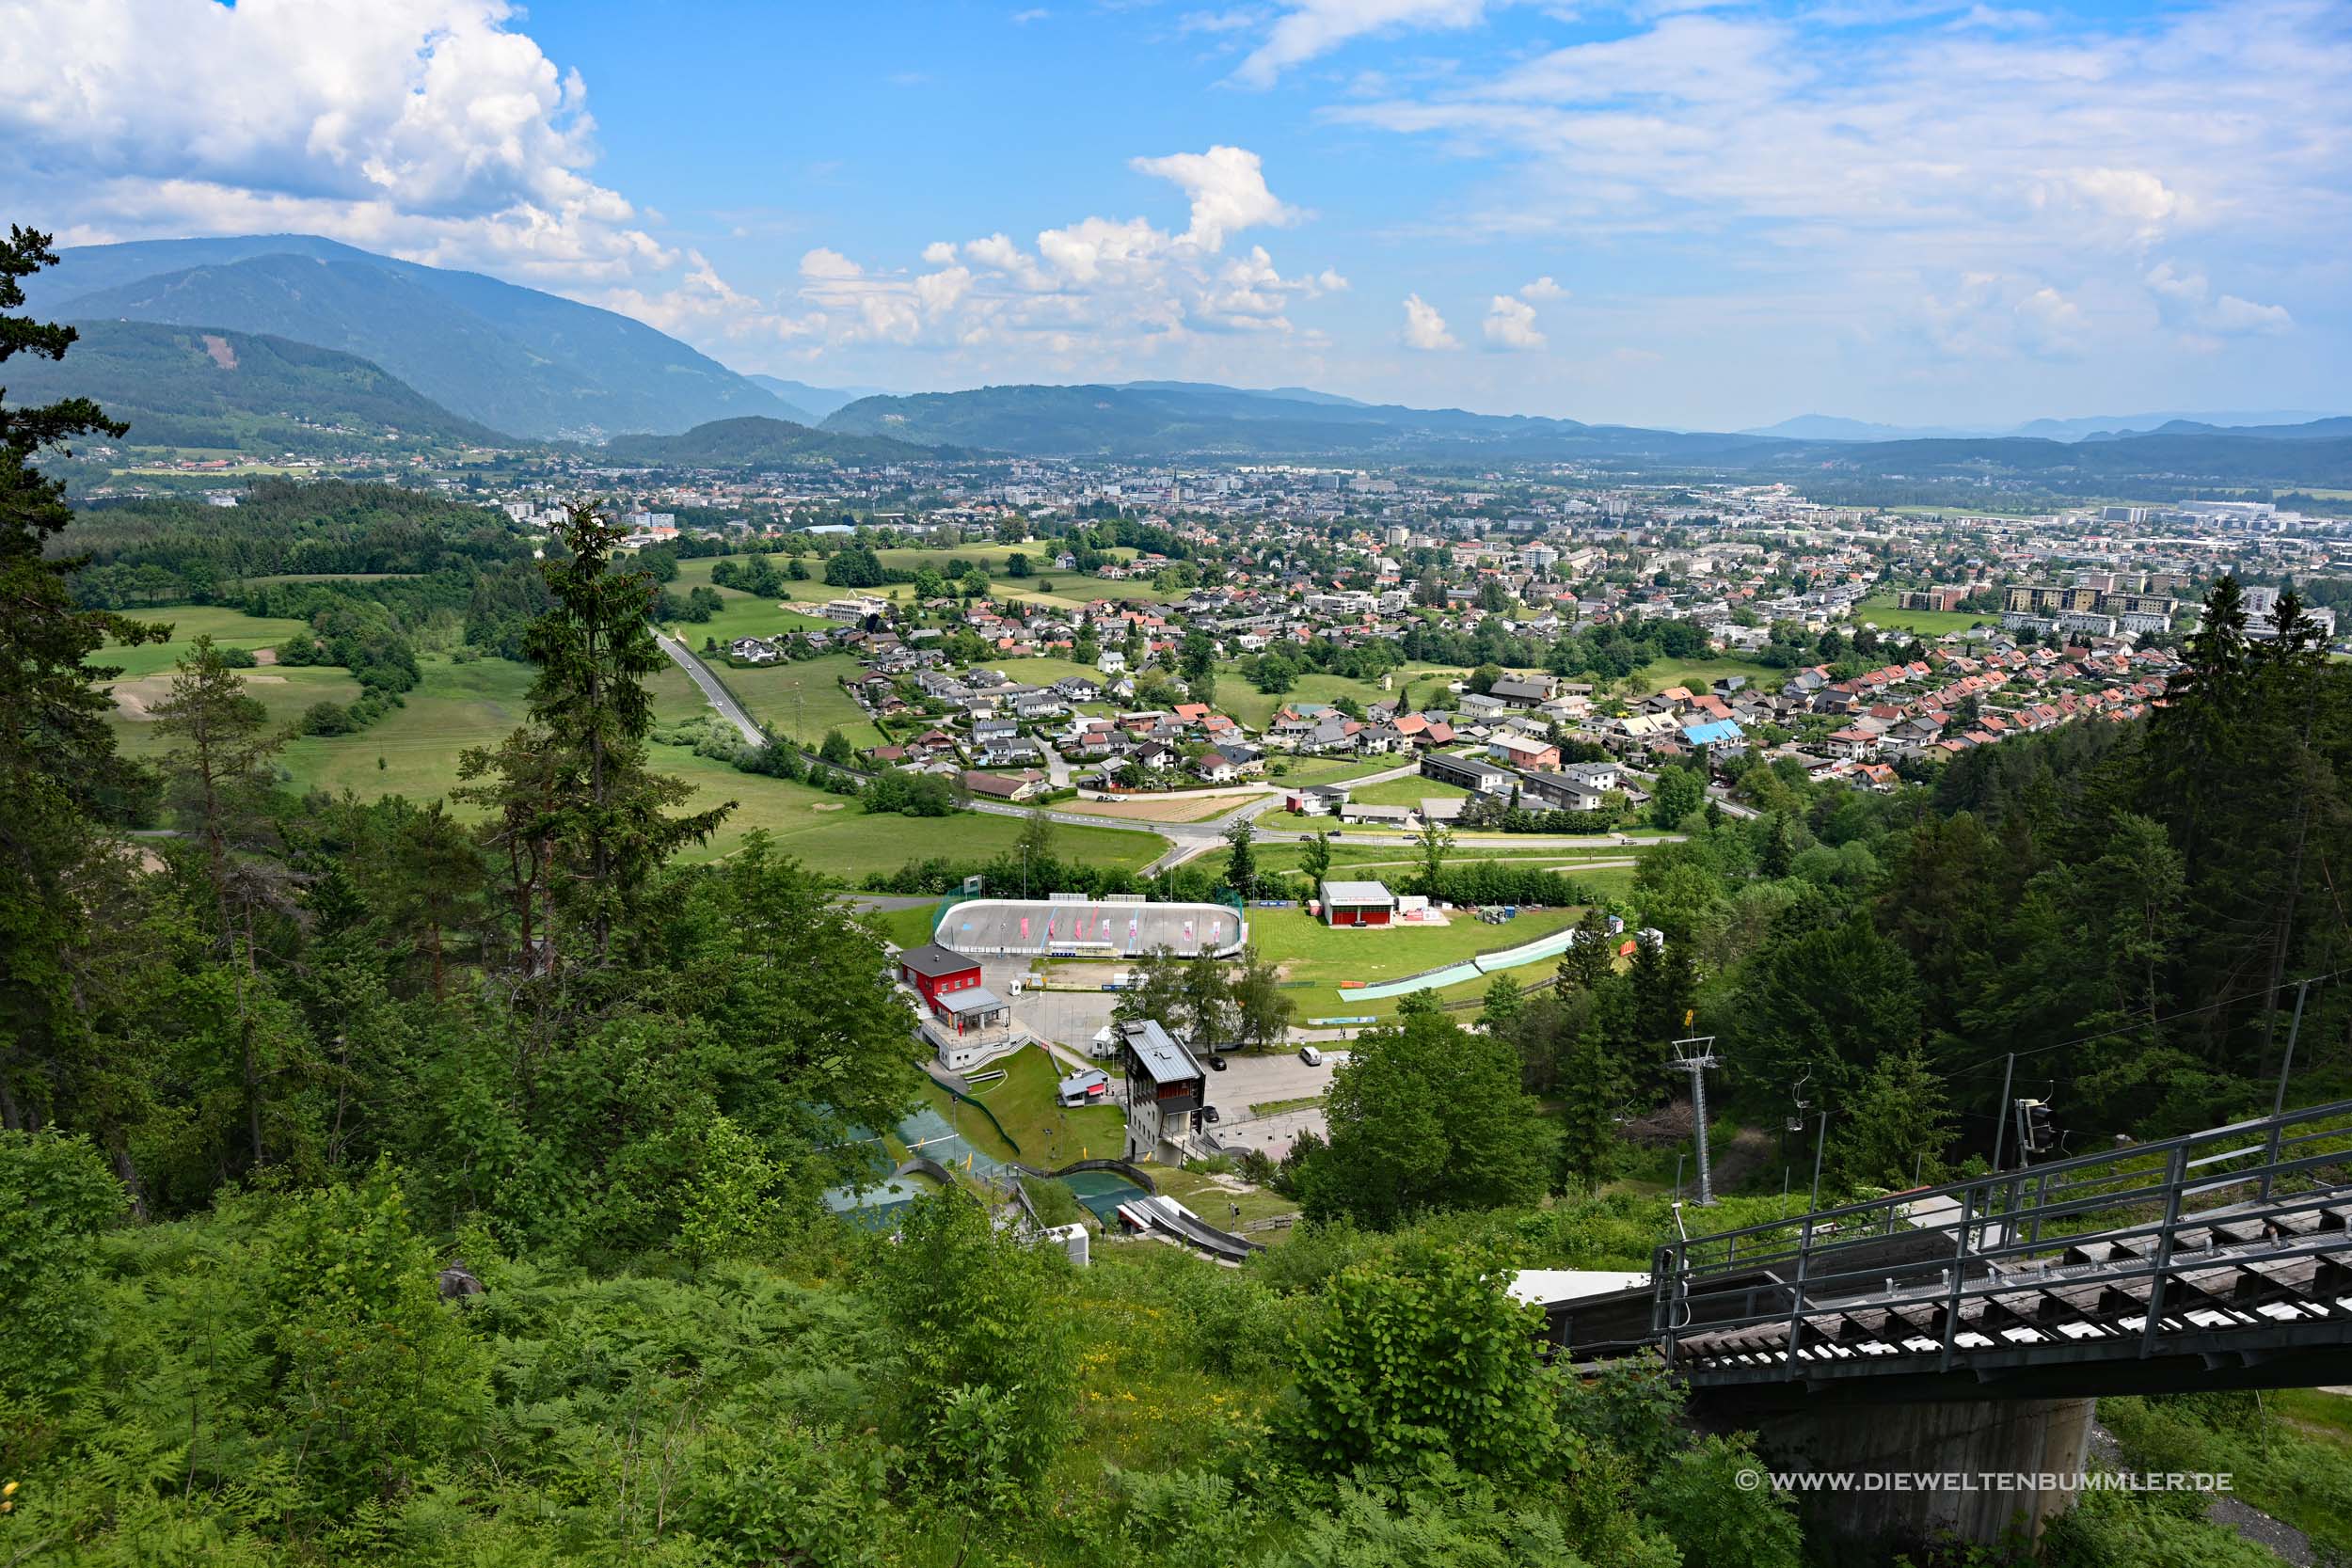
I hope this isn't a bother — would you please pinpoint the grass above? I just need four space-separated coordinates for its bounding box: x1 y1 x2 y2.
274 655 532 796
643 757 1164 875
1216 663 1473 732
111 665 365 756
1853 595 1999 637
856 903 941 949
662 583 827 644
1248 1095 1321 1117
1246 905 1584 990
132 650 1163 875
1150 1164 1299 1231
647 652 887 751
1266 754 1410 788
1619 657 1781 699
968 655 1107 687
976 1043 1127 1164
102 603 313 677
1345 774 1470 807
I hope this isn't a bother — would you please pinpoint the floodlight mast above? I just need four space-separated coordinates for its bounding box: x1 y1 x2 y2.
1672 1035 1722 1206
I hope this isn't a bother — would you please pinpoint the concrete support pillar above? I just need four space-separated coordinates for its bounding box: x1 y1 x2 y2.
1700 1391 2094 1558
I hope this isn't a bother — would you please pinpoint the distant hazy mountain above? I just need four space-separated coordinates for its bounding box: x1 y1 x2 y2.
820 382 1778 462
1750 410 2344 443
1741 415 1980 441
596 416 940 467
2009 410 2341 441
35 234 800 440
1119 380 1373 408
743 375 895 421
1788 429 2352 486
2096 416 2352 442
6 319 505 453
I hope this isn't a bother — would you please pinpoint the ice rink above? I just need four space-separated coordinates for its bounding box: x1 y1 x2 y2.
935 896 1248 958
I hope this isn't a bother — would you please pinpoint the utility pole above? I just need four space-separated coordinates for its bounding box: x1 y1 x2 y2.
1672 1036 1721 1206
1989 1052 2015 1172
1808 1109 1829 1212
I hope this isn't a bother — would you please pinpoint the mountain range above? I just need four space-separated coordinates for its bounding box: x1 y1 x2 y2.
15 234 2351 486
1743 410 2344 443
598 416 939 467
26 234 802 440
7 319 506 453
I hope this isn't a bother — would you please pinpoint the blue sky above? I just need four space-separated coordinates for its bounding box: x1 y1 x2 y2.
6 0 2347 428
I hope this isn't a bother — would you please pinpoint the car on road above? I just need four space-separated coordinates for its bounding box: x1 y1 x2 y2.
1201 1105 1221 1124
1206 1053 1228 1070
1298 1045 1324 1067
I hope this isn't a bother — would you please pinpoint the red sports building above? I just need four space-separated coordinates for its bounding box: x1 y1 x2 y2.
1319 879 1396 927
898 941 984 1015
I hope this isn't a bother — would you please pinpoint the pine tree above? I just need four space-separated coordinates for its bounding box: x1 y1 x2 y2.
0 228 167 1166
458 503 732 970
1221 816 1257 895
1557 906 1616 992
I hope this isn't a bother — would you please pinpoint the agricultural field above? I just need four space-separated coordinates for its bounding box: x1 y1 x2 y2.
276 654 534 799
1852 595 1998 637
641 752 1166 875
101 602 313 677
112 664 365 757
649 651 887 751
662 581 827 644
114 646 1166 876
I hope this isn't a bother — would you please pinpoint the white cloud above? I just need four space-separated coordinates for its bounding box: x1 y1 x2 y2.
0 0 668 287
1402 293 1460 349
1327 0 2349 365
1129 146 1300 249
1519 276 1565 299
1235 0 1493 87
2143 260 2293 338
1484 293 1545 349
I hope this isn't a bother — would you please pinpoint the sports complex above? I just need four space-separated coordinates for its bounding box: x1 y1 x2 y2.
933 895 1249 959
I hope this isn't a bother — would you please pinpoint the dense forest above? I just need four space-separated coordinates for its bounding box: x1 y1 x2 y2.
5 227 2351 1566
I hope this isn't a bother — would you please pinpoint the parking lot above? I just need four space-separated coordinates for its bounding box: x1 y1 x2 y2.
1195 1047 1343 1160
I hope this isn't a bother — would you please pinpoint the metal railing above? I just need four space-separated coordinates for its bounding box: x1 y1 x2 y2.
1635 1098 2352 1378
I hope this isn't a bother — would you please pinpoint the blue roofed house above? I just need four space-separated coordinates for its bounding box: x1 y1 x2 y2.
1680 718 1745 752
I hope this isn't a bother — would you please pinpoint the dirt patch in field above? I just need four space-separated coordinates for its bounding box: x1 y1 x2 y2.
251 646 278 665
1065 794 1255 823
810 801 847 812
111 671 286 719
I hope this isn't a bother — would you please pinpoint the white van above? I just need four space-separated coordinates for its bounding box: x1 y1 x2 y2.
1297 1045 1324 1067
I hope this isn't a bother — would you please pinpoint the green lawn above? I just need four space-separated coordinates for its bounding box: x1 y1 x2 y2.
275 655 533 798
1620 657 1781 699
969 655 1104 687
1852 596 1998 637
111 664 365 757
1345 774 1470 807
663 582 828 644
968 1043 1125 1164
647 652 887 751
855 903 940 949
644 755 1165 875
102 603 314 677
1246 905 1584 990
1216 663 1473 732
1264 754 1409 788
